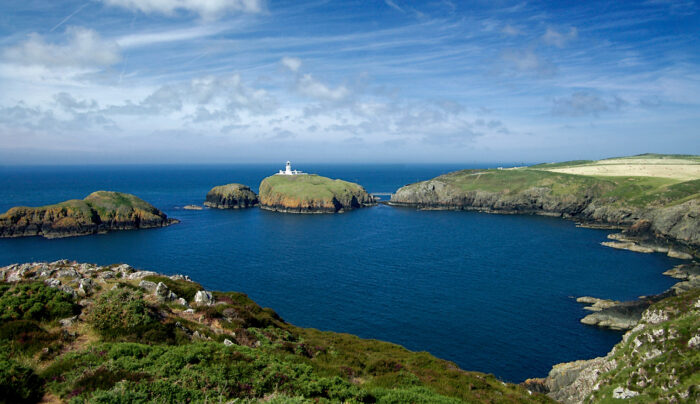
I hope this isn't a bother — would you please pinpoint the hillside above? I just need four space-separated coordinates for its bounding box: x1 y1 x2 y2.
390 154 700 254
0 260 550 403
0 191 178 239
259 175 375 213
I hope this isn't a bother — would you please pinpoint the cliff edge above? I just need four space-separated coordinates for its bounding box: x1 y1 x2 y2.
0 191 178 239
204 183 259 209
259 174 375 213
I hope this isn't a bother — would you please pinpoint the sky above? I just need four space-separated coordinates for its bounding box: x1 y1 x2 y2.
0 0 698 164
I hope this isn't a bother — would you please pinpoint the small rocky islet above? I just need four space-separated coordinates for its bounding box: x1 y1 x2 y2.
258 174 375 214
0 191 178 239
204 183 259 209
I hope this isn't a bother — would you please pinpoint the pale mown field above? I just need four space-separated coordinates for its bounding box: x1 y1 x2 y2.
542 157 700 181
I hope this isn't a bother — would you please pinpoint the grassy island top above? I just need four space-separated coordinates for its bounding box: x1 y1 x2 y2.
1 191 165 219
259 174 369 201
207 183 255 196
405 154 699 209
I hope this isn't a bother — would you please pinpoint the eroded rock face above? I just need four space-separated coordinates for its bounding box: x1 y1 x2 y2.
0 191 178 239
390 175 700 252
204 184 259 209
258 175 375 214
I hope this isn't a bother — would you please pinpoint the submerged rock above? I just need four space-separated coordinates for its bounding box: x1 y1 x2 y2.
204 184 258 209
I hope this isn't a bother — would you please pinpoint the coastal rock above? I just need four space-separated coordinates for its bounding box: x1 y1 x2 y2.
389 165 700 252
259 174 375 214
576 296 620 312
600 241 655 253
612 387 639 399
183 205 203 210
77 278 93 296
204 184 259 209
667 249 693 260
579 291 673 331
0 191 178 239
139 280 158 292
194 290 214 305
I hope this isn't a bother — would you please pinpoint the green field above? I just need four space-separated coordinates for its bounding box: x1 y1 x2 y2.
260 175 368 202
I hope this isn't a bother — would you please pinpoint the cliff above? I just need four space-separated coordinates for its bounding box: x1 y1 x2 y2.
259 174 375 213
390 155 700 253
0 191 178 239
204 183 258 209
0 260 552 403
530 287 699 403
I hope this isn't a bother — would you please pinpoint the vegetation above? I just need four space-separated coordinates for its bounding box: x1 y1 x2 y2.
0 263 551 403
260 174 369 203
585 288 700 403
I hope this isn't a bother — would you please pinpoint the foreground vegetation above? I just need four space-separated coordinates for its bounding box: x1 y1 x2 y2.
0 261 549 403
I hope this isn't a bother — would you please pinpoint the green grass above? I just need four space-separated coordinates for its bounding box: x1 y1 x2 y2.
142 275 204 302
259 175 368 202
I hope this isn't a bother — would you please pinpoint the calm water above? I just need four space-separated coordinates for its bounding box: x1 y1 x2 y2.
0 165 678 382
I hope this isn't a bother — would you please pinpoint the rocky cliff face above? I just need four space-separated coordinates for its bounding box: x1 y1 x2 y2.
537 288 699 403
259 175 375 213
0 191 177 239
390 177 700 252
204 183 258 209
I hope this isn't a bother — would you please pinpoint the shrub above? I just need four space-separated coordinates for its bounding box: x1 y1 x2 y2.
86 288 160 341
142 276 203 302
0 320 66 356
0 356 43 403
0 282 77 322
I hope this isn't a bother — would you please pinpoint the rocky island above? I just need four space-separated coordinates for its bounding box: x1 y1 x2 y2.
390 154 699 256
204 183 259 209
0 260 549 403
259 174 375 213
0 191 178 239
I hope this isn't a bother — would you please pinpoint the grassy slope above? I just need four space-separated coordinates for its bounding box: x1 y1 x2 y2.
0 266 552 404
0 191 166 224
413 154 699 209
260 175 368 202
586 288 700 403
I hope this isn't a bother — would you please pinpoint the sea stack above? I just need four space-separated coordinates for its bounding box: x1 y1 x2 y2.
0 191 178 239
258 161 375 213
204 184 259 209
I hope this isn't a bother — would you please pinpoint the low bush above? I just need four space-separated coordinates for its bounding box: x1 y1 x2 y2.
0 355 43 403
142 276 203 302
0 282 78 322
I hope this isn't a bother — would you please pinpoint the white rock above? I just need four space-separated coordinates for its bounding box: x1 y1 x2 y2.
194 290 214 305
44 278 61 288
687 334 700 349
56 269 80 279
176 298 188 307
184 309 196 314
224 339 234 346
77 278 93 296
139 280 157 292
642 309 669 325
127 270 157 280
612 387 639 399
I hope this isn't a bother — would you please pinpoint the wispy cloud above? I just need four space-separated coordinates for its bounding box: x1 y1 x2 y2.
100 0 265 19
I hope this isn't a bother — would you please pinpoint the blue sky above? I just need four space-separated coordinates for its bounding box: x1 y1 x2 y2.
0 0 698 164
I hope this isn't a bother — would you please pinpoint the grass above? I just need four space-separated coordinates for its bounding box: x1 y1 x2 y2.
259 175 368 203
1 274 552 403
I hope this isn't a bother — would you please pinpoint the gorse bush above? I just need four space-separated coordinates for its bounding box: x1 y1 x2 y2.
87 288 158 339
0 282 77 322
0 355 43 403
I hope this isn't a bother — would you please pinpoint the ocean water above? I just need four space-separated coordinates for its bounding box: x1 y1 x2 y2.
0 164 679 382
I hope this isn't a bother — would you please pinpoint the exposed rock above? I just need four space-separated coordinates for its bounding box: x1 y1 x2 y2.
127 270 158 280
224 338 234 346
612 387 639 399
56 268 80 279
183 205 204 210
687 334 700 349
0 191 179 239
59 316 78 327
139 280 157 292
176 298 188 307
204 184 259 209
580 291 673 330
44 278 61 288
194 290 214 305
77 278 93 296
259 174 375 214
667 249 693 260
170 274 191 281
600 241 655 253
155 282 178 301
576 296 620 312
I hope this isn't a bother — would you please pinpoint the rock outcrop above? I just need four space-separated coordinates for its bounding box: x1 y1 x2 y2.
0 191 178 239
390 169 699 253
258 174 375 213
541 288 699 403
204 183 259 209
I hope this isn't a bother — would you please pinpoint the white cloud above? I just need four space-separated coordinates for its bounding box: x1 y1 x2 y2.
116 25 227 48
385 0 403 12
101 0 265 18
2 27 121 68
297 74 350 102
281 57 302 72
542 27 577 48
501 24 520 36
501 49 557 77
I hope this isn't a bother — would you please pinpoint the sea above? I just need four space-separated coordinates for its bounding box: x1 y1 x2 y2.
0 164 679 382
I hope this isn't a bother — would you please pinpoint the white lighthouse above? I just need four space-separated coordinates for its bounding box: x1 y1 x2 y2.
277 161 305 175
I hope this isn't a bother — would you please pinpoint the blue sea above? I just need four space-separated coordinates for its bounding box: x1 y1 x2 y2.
0 164 679 382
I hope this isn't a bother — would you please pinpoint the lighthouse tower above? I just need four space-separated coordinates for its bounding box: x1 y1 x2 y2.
277 161 305 175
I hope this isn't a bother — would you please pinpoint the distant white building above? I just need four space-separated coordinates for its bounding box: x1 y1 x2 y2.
277 161 305 175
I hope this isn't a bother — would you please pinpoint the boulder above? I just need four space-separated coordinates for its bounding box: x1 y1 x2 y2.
139 280 158 292
194 290 214 305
